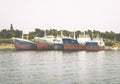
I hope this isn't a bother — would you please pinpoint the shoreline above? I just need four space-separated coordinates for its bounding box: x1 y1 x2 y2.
0 43 120 50
105 46 120 50
0 44 15 49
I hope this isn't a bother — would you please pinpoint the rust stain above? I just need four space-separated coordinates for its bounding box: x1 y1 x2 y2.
15 45 36 50
85 46 105 51
63 43 85 51
37 43 54 50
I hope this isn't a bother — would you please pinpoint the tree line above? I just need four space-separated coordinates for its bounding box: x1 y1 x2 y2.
29 29 120 41
0 24 120 45
0 24 22 38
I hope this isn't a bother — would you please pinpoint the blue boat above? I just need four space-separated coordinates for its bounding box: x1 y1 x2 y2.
85 38 105 51
62 37 85 51
12 38 36 50
77 33 91 45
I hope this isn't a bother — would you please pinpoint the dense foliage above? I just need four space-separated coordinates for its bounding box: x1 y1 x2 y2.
0 24 120 45
0 24 22 38
29 29 120 41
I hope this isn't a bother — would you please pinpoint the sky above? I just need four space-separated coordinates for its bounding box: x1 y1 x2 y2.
0 0 120 33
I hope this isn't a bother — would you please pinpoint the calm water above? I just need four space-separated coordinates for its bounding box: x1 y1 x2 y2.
0 50 120 84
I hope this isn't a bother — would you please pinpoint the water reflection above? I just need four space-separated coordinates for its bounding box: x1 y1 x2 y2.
0 50 120 84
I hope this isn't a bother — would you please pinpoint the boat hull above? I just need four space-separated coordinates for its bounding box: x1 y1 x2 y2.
54 43 63 50
14 45 36 50
63 43 85 51
36 43 54 50
85 41 105 51
62 38 85 51
13 38 36 50
85 46 105 51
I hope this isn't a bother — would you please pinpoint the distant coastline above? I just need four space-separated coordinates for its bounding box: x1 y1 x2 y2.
0 44 15 49
0 24 120 50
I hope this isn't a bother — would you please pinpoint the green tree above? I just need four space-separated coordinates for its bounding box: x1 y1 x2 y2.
75 30 81 38
63 30 69 37
116 33 120 41
0 29 9 38
14 30 22 38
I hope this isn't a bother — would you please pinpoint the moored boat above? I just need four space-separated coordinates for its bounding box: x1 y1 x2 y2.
53 31 63 50
53 37 63 50
62 37 85 51
12 37 36 50
85 38 105 51
77 34 91 46
35 35 54 50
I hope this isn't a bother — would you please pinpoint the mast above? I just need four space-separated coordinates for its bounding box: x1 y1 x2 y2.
26 35 29 40
84 31 85 36
44 30 46 37
91 32 93 40
73 31 75 39
60 30 63 38
22 32 24 39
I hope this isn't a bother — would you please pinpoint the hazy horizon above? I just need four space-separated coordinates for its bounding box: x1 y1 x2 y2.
0 0 120 33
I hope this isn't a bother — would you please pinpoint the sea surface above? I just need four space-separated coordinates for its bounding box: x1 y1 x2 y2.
0 49 120 84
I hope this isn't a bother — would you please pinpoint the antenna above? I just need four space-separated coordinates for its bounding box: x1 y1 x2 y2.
73 31 75 39
26 35 29 40
22 32 24 39
84 31 85 36
61 30 63 37
91 31 93 40
44 30 46 37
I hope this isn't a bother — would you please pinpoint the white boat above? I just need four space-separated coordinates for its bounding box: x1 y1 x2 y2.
85 37 105 51
12 37 36 50
77 34 91 45
53 36 63 50
53 31 63 50
35 35 55 50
